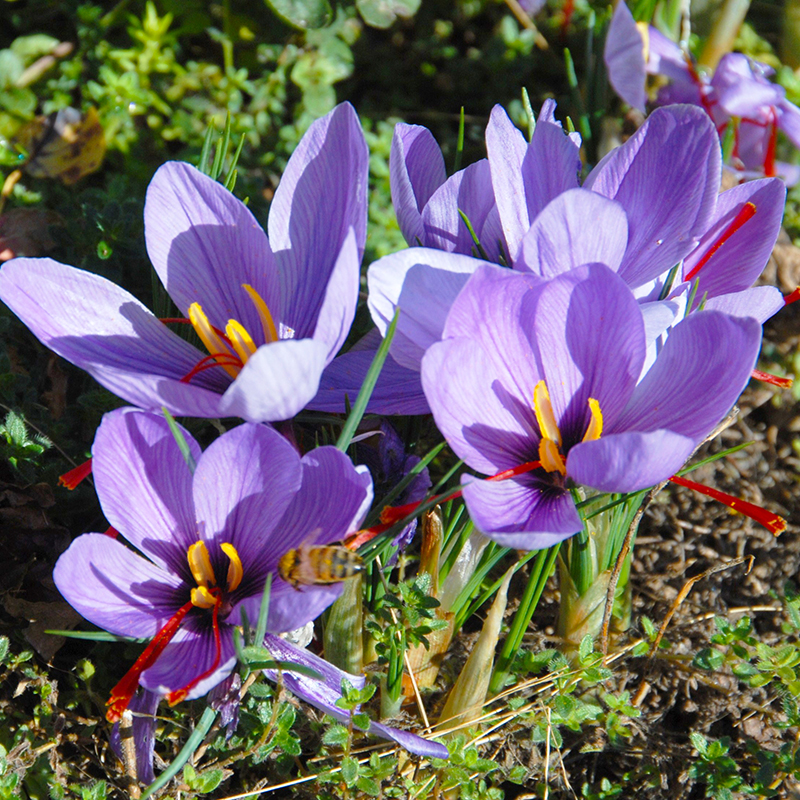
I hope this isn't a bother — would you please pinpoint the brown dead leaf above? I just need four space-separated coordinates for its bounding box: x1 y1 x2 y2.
2 596 82 660
0 207 63 261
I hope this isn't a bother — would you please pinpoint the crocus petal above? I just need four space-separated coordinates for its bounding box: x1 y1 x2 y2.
421 160 499 258
461 474 582 547
0 258 229 416
54 534 184 638
613 311 761 441
390 123 447 246
192 423 303 570
703 286 784 323
261 634 449 759
218 337 330 422
110 689 160 785
778 99 800 148
516 189 629 276
604 0 647 112
93 408 200 575
682 178 785 300
367 248 485 371
139 619 237 701
269 103 369 332
312 228 360 360
640 298 683 344
307 334 431 415
144 161 280 336
585 105 721 287
711 53 784 117
567 429 695 492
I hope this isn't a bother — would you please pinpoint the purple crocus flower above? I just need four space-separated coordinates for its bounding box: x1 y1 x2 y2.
54 407 373 717
0 102 368 423
420 264 762 547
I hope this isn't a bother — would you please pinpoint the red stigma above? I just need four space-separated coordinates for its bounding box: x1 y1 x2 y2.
106 600 194 722
752 368 793 389
784 287 800 306
181 353 243 383
59 458 93 490
763 114 778 178
670 474 786 536
684 202 757 283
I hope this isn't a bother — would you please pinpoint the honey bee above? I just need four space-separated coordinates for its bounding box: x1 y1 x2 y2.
277 545 363 590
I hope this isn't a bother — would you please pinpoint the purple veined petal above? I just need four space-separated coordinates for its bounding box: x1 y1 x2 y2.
704 286 785 323
367 248 485 371
478 204 508 264
239 581 343 636
585 105 722 287
485 104 530 260
567 429 695 493
778 99 800 148
0 258 232 415
192 422 303 572
421 160 497 257
711 54 785 117
109 689 160 785
93 408 200 575
461 474 582 548
311 228 360 359
218 337 330 422
647 26 692 83
269 103 369 331
639 298 683 345
306 330 431 415
527 264 645 438
613 310 762 441
516 189 629 276
390 123 447 246
144 161 281 338
53 533 184 639
261 634 449 759
681 178 785 301
604 0 647 112
422 337 540 475
139 619 237 701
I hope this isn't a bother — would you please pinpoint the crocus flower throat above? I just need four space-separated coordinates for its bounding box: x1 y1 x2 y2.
534 380 602 476
180 283 279 383
106 539 243 723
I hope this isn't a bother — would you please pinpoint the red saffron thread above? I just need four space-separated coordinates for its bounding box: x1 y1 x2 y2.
670 474 786 536
751 368 793 389
763 114 778 178
784 287 800 306
180 353 243 383
58 458 93 490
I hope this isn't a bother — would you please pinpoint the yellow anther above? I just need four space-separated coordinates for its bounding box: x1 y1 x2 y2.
533 380 562 446
637 21 650 60
225 319 257 366
582 398 603 443
243 284 279 344
221 542 244 592
190 585 218 609
187 540 216 590
188 303 240 379
539 437 567 476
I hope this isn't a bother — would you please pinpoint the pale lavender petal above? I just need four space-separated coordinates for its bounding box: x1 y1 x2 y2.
144 161 280 336
704 286 784 323
311 228 359 360
109 689 160 784
421 160 497 257
711 54 784 117
516 189 628 276
218 338 330 422
485 105 530 260
461 475 582 548
585 105 721 287
0 258 230 416
192 422 302 567
53 534 184 638
647 26 692 83
239 581 343 636
778 99 800 148
567 429 695 492
640 299 682 344
93 408 200 574
269 104 369 332
367 248 484 371
681 178 785 300
139 620 237 701
604 0 647 112
261 635 449 759
614 311 761 440
390 123 447 246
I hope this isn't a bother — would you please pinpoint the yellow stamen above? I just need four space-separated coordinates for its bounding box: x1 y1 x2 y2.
637 21 650 61
225 319 257 365
243 284 279 344
188 303 240 379
533 380 561 446
221 543 243 592
187 540 216 589
539 437 567 476
582 398 603 442
190 585 218 609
